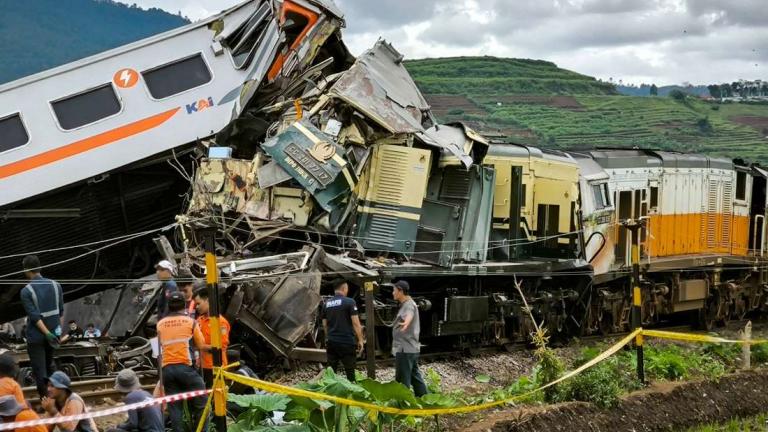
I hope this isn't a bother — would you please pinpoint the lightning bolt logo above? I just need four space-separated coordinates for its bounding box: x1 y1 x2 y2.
113 68 138 89
119 70 132 86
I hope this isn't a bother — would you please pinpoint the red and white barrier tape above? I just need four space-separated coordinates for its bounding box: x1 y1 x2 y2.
0 389 211 430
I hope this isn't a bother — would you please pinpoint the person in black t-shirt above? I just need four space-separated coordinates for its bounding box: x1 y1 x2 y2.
321 280 364 381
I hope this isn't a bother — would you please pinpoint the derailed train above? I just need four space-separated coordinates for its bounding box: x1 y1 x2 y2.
183 41 768 358
1 0 767 365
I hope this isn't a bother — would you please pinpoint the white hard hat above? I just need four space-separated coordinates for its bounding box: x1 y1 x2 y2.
155 259 177 275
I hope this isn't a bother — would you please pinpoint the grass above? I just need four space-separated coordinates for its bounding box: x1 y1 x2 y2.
406 57 768 163
686 413 768 431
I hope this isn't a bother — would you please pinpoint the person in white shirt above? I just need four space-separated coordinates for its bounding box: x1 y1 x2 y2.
83 323 101 338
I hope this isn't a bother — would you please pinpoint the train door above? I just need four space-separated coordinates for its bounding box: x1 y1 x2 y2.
749 168 767 256
615 189 647 265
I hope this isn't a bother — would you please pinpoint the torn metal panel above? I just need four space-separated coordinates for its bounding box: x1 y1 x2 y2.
261 120 356 212
329 40 432 134
420 124 474 168
188 158 269 218
271 187 314 226
257 160 292 188
227 247 324 353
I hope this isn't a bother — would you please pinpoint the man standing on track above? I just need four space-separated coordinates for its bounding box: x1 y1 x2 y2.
20 255 64 399
392 280 427 396
154 260 178 320
156 291 207 432
321 280 364 382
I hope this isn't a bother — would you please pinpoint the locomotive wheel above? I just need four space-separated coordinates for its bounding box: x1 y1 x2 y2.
697 298 718 331
599 312 613 336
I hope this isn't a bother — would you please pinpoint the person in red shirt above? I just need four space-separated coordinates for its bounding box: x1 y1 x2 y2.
193 289 230 388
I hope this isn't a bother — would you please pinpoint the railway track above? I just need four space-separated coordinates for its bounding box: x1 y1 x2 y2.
23 372 157 405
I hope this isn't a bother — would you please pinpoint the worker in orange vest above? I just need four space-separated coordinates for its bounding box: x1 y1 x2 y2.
156 292 206 432
193 289 230 387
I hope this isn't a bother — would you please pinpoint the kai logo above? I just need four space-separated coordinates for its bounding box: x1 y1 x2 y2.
186 97 215 114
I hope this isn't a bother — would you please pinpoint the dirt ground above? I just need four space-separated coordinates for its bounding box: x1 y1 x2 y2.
730 115 768 134
463 369 768 432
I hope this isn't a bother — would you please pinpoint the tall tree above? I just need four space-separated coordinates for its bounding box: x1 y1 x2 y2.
707 84 721 99
650 84 658 96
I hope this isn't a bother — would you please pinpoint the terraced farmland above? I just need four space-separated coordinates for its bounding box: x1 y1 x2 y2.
409 57 768 163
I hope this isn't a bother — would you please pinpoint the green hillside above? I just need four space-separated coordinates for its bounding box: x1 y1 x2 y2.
406 57 768 162
405 57 617 96
0 0 188 84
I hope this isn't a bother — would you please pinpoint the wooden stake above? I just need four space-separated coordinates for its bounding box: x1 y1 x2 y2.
742 320 752 370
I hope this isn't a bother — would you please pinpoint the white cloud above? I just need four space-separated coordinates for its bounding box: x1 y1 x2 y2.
122 0 767 85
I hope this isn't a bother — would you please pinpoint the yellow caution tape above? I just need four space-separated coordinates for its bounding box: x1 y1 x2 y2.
219 330 641 417
206 327 762 419
641 329 768 345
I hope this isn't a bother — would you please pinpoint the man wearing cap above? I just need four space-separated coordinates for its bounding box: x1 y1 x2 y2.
392 280 427 396
320 280 364 381
41 371 98 432
0 395 46 432
157 291 206 432
20 255 64 398
154 260 178 320
107 370 164 432
193 289 230 387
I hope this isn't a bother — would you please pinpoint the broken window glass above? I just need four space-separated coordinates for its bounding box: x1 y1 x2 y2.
0 113 29 152
51 84 121 130
225 2 272 69
142 54 212 99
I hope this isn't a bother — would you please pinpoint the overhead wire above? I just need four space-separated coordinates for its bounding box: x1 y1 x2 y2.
0 222 180 279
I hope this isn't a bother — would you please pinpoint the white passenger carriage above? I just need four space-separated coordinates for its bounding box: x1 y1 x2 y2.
0 0 343 207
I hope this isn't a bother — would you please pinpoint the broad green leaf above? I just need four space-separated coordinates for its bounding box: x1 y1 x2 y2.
358 379 420 407
419 392 459 408
252 424 312 432
475 374 491 383
228 393 291 412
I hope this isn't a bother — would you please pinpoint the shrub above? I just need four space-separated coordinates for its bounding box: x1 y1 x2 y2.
669 90 687 101
645 346 689 380
752 343 768 364
702 342 740 363
561 362 622 408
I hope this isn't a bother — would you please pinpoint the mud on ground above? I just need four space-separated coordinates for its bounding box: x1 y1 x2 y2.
465 370 768 432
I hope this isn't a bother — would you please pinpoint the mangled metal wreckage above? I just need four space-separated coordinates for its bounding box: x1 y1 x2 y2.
0 0 589 367
179 39 589 364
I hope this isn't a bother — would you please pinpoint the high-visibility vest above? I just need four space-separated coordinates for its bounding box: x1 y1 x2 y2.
157 314 197 367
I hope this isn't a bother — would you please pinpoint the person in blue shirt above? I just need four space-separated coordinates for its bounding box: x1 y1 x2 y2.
19 255 64 398
320 280 364 381
107 369 163 432
154 260 178 320
83 323 101 339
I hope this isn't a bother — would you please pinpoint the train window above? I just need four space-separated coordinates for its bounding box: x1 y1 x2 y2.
650 186 659 208
51 84 121 130
592 183 611 209
0 113 29 152
521 184 527 207
592 184 605 209
142 54 212 99
736 171 747 200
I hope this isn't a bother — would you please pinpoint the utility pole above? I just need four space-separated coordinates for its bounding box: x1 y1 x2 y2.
201 228 227 432
622 218 645 384
364 281 377 379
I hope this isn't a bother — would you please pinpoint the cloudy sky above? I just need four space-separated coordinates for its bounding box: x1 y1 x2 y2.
125 0 766 86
